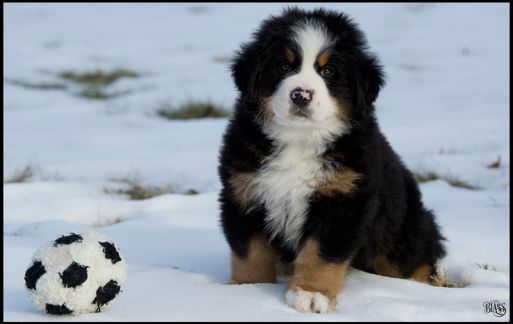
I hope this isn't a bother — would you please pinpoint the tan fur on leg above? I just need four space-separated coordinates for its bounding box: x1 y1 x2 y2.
229 234 277 284
409 264 432 283
287 239 350 312
372 255 402 278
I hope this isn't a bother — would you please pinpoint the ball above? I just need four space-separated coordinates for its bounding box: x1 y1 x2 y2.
24 231 127 315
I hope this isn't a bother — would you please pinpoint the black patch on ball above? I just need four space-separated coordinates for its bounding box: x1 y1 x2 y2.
54 233 83 247
46 303 72 315
99 241 122 264
92 280 121 312
25 261 46 290
60 262 88 288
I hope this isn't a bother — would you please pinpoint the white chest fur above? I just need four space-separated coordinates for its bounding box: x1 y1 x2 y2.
252 121 346 249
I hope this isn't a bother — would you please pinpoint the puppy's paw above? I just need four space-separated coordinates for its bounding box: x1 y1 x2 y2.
285 287 336 313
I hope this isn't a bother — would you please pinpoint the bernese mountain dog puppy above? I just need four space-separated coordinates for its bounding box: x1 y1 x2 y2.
218 7 446 313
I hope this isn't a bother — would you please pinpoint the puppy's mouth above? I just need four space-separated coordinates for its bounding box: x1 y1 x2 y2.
290 106 311 119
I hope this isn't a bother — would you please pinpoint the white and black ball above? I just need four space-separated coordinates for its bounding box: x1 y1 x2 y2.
24 231 127 315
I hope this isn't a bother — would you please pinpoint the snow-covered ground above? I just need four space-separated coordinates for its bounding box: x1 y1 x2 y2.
3 3 509 321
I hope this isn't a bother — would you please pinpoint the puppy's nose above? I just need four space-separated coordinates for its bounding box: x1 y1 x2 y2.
290 87 313 108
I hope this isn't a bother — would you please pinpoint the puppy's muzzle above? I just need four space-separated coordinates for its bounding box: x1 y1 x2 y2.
290 87 314 118
290 87 313 108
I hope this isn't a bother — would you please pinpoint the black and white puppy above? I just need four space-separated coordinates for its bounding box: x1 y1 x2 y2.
218 7 445 313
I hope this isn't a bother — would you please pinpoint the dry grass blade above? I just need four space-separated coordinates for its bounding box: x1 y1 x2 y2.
6 79 68 90
475 262 497 271
413 170 479 190
104 176 198 200
157 101 230 120
429 270 466 288
59 69 139 87
486 156 501 169
4 165 34 183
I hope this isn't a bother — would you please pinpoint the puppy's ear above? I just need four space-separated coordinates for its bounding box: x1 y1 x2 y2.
352 53 385 111
231 34 274 95
231 44 259 94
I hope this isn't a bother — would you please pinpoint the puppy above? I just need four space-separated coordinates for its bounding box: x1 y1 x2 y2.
218 7 446 313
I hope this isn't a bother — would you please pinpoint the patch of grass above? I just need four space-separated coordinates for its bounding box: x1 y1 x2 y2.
430 269 467 288
486 156 501 169
104 182 170 200
413 170 479 190
413 171 440 183
157 101 230 120
56 68 139 100
6 68 139 101
6 79 68 90
446 177 479 190
184 188 199 195
430 274 465 288
104 176 198 200
59 69 139 87
475 262 497 271
4 165 34 183
76 87 132 100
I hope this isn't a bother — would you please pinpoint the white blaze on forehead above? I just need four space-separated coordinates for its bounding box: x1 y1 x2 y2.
293 21 333 70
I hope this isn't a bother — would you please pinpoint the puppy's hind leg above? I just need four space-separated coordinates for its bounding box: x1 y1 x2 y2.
372 254 435 284
229 234 278 284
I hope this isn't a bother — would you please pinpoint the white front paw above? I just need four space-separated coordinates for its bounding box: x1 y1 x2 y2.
285 287 335 313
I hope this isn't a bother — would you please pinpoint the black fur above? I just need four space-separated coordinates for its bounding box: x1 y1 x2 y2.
219 8 445 279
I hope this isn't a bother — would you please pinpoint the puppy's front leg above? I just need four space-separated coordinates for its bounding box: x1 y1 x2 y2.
286 239 350 313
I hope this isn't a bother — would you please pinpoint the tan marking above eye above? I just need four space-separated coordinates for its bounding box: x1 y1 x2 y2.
318 50 331 67
285 48 295 63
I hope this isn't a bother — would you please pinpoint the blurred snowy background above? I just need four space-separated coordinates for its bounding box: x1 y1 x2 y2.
3 3 509 321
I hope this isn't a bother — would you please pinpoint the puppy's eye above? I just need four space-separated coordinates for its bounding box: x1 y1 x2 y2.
279 63 292 73
320 66 334 77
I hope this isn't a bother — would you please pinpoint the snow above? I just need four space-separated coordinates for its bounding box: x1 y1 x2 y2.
3 2 509 321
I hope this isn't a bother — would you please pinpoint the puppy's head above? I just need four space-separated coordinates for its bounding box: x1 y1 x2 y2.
232 8 384 132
